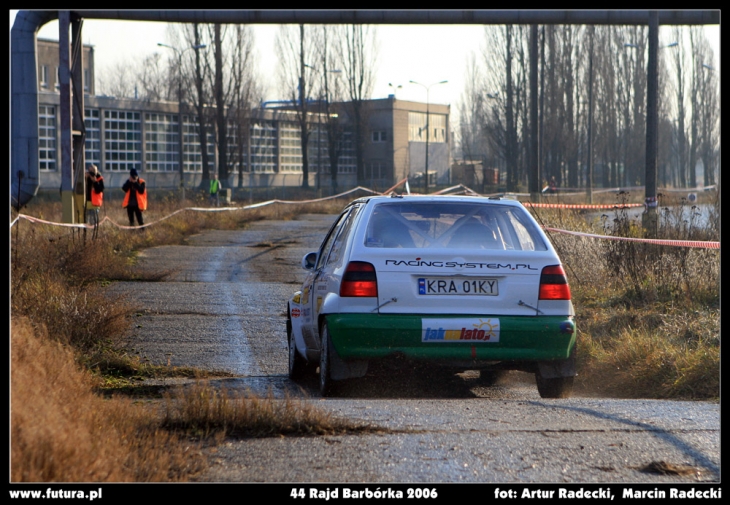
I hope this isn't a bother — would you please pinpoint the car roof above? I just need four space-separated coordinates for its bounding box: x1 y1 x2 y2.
346 194 525 209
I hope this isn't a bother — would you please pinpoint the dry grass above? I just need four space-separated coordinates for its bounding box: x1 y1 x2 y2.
162 381 376 439
530 190 720 400
10 191 361 482
11 317 205 482
10 187 719 482
575 305 720 399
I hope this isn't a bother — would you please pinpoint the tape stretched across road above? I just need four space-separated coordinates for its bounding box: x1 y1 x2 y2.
10 181 719 250
525 202 645 210
543 227 720 249
10 185 383 231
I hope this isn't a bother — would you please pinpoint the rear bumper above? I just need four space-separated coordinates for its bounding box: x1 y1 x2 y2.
326 313 576 362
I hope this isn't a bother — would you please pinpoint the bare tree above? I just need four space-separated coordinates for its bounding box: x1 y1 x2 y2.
229 25 262 188
456 53 489 166
504 25 519 191
667 27 687 188
275 24 318 188
311 26 346 193
338 24 377 186
691 29 719 188
96 57 137 98
209 24 229 180
137 52 168 102
188 23 213 183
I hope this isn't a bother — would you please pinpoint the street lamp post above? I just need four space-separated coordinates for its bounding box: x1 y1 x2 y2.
388 82 402 99
158 42 206 202
624 34 678 235
587 26 595 204
409 80 448 194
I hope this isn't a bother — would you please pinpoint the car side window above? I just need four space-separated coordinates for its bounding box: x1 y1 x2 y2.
503 209 547 251
324 205 361 268
315 207 354 271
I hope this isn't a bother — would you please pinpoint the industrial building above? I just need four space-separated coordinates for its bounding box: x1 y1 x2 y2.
34 38 451 195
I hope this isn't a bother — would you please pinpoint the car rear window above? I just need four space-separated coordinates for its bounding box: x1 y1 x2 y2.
364 201 547 251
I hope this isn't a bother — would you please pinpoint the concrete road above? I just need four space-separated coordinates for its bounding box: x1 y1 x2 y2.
107 213 720 485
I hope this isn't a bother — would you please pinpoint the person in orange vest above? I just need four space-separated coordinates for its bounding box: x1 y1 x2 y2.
85 164 104 226
122 168 147 227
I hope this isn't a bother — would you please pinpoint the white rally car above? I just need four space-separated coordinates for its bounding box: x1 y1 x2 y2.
286 194 576 398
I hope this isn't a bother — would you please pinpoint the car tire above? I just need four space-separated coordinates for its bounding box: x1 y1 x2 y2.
319 323 338 397
535 372 574 399
477 370 506 387
288 334 307 381
287 312 312 380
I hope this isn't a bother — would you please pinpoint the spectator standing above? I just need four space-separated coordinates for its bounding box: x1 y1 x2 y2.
209 173 222 207
85 164 104 226
122 168 147 227
548 176 558 194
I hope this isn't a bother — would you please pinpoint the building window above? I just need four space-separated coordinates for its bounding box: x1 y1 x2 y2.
103 110 141 172
84 108 101 167
84 69 90 92
55 67 60 90
249 121 278 173
39 65 49 89
279 122 303 173
337 131 356 174
367 161 385 180
307 123 329 173
408 112 445 143
372 131 387 143
38 105 56 171
145 112 179 172
182 115 215 173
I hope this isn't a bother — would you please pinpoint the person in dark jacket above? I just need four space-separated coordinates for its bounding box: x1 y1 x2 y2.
122 168 147 226
85 164 104 226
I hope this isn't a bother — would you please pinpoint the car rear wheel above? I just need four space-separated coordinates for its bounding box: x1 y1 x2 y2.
319 323 338 397
535 372 574 399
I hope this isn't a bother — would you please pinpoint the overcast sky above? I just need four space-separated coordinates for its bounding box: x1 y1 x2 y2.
11 10 720 126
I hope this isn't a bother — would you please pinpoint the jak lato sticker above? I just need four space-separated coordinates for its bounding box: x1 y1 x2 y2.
422 318 500 343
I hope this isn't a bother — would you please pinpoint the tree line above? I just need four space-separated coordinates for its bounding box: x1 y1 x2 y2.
96 23 718 192
458 25 718 193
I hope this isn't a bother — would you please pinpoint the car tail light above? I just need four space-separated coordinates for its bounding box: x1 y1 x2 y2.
340 261 378 297
538 265 571 300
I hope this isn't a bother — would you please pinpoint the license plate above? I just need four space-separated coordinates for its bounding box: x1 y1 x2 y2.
418 277 498 296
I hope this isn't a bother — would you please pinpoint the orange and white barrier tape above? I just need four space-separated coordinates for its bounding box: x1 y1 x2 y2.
10 185 382 230
525 202 644 210
10 181 719 250
543 227 719 249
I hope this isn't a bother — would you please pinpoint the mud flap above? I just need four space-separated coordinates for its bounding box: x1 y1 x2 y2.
328 339 368 380
537 347 576 379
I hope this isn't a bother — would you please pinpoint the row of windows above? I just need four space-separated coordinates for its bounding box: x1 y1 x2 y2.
39 106 359 175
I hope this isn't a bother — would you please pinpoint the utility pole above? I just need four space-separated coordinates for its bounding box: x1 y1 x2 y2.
409 80 448 193
643 11 659 236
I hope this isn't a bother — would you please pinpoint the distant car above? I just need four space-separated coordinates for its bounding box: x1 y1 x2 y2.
286 194 576 398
